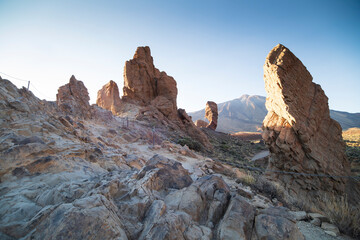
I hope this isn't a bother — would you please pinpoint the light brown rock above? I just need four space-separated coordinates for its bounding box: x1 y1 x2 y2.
262 44 350 205
96 80 121 115
194 119 208 128
123 46 178 119
205 101 218 130
217 195 255 240
56 75 91 118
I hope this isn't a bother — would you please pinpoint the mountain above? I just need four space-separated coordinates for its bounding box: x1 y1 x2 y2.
189 95 360 133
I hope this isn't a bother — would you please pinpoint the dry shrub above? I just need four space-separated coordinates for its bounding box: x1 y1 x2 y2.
316 194 360 238
240 171 256 185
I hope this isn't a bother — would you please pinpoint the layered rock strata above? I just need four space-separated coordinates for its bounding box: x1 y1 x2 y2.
262 44 350 202
96 80 121 115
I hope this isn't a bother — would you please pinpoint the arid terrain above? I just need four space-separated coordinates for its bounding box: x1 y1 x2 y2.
0 45 359 240
190 96 360 133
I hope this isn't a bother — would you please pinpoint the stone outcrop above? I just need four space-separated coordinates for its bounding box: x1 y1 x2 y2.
124 47 212 149
262 44 350 203
2 78 357 240
56 75 91 118
205 101 218 130
123 46 178 119
194 119 208 128
96 80 121 115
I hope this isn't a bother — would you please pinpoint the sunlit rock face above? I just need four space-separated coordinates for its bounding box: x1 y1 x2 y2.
96 80 121 115
123 46 178 119
205 101 218 130
56 75 91 118
262 44 350 202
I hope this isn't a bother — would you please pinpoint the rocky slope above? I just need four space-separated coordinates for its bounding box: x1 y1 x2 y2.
190 96 360 133
0 77 334 240
0 45 358 239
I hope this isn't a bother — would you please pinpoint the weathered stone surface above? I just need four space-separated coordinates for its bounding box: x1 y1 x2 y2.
308 213 329 223
262 44 350 204
26 194 128 240
205 101 218 130
165 175 230 226
217 195 255 240
123 46 178 119
137 154 193 191
321 222 340 237
195 119 208 128
254 213 305 240
96 80 121 115
56 75 91 118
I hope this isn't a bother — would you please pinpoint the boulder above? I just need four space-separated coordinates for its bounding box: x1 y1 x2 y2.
165 175 230 226
194 119 208 128
56 75 91 118
205 101 218 130
123 46 178 119
217 195 255 240
26 194 128 240
96 80 121 115
262 44 350 204
321 222 340 237
137 154 193 191
253 207 305 240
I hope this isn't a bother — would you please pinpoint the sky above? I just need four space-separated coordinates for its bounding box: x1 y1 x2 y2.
0 0 359 113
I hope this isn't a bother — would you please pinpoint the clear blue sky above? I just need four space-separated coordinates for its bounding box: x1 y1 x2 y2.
0 0 359 112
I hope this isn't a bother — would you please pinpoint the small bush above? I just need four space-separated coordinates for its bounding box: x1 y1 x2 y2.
253 177 283 200
177 137 202 152
314 194 360 238
237 171 256 185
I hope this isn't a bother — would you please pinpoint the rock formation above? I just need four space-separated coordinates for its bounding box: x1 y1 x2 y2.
194 119 208 128
56 75 91 118
205 101 218 130
1 73 357 240
262 44 350 203
123 46 178 119
96 80 121 115
124 47 211 149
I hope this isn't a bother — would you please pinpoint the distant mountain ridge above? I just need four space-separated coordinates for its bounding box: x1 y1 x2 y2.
189 95 360 133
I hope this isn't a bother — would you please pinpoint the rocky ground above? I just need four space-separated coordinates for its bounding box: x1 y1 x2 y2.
0 78 356 240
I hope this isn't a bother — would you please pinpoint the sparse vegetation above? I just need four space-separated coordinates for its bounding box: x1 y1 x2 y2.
201 128 267 165
176 137 202 152
237 171 256 185
315 195 360 239
343 128 360 175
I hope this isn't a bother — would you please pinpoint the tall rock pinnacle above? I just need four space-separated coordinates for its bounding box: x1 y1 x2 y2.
262 44 350 204
56 75 91 118
96 80 121 115
123 46 178 119
205 101 218 130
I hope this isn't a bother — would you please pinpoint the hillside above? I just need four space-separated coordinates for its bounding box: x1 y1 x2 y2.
190 95 360 133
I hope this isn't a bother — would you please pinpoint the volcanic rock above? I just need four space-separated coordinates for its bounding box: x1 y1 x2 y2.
56 75 91 118
194 119 208 128
123 46 178 119
96 80 121 115
205 101 218 130
262 44 350 204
